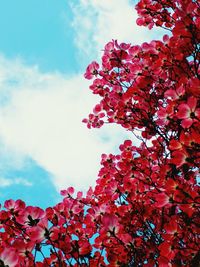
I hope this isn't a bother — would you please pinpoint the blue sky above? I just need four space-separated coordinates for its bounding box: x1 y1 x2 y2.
0 0 77 73
0 0 164 208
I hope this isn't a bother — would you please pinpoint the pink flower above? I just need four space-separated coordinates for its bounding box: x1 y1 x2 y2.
17 206 45 226
164 85 185 100
4 199 25 212
177 96 200 128
60 186 75 197
157 103 174 126
84 61 99 80
101 214 120 234
0 248 19 267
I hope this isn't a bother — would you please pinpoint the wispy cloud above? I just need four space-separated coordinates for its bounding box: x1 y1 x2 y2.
71 0 165 61
0 177 32 187
0 55 135 191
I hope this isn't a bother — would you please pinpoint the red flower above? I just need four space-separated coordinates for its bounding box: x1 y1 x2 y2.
78 239 92 256
154 193 170 208
159 241 175 261
171 149 188 167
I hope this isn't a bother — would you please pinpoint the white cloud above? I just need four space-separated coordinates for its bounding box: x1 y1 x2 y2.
71 0 165 60
0 1 164 192
0 55 136 191
0 177 32 187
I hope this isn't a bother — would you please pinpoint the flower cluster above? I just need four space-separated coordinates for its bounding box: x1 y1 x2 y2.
0 0 199 266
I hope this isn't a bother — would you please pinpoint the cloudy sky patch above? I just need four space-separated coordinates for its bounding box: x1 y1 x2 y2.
0 0 164 206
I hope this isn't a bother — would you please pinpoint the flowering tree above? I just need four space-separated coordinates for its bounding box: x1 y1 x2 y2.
0 0 199 266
